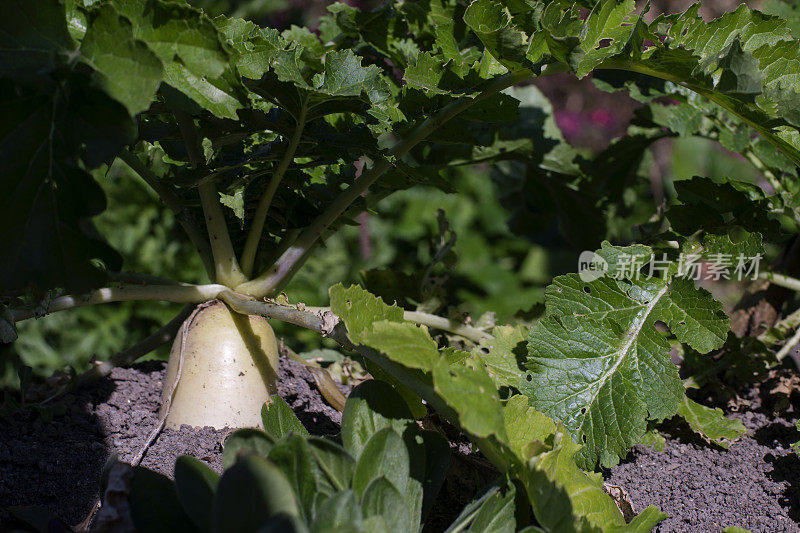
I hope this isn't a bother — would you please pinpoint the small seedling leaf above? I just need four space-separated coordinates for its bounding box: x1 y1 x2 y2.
262 395 310 441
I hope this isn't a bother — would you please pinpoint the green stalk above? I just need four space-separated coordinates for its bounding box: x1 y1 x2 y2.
760 307 800 345
776 326 800 362
759 271 800 292
173 110 248 287
11 284 228 322
198 181 248 287
236 69 536 298
403 311 491 343
240 101 308 277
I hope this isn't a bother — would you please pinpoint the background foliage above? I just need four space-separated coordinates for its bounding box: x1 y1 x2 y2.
1 0 790 390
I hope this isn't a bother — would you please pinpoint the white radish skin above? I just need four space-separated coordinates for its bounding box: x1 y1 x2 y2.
159 300 279 429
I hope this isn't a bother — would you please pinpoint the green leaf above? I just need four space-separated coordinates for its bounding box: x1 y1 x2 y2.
214 17 285 80
219 186 246 222
522 429 667 532
676 396 747 449
352 428 411 502
0 78 128 295
444 483 516 533
502 395 557 460
667 176 780 244
333 285 508 444
340 380 413 459
222 428 274 469
432 356 507 440
403 51 482 96
360 360 427 419
311 490 363 533
404 428 450 521
764 0 800 37
0 0 74 77
575 0 637 77
174 455 219 533
361 321 440 372
307 437 356 492
523 266 729 467
637 428 666 452
329 284 404 345
268 434 331 523
314 50 382 99
465 483 517 533
212 454 299 532
130 467 195 533
476 325 528 389
463 0 530 71
112 0 245 118
262 395 310 441
80 4 164 116
360 477 413 533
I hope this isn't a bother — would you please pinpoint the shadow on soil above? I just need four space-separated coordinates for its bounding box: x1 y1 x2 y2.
0 370 118 530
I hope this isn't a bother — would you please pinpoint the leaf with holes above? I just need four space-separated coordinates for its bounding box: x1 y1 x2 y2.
521 246 730 468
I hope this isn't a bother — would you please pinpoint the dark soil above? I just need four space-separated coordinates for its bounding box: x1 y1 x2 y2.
0 358 345 529
2 358 800 532
607 380 800 533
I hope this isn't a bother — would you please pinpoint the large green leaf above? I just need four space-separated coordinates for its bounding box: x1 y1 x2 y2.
522 245 729 468
112 0 246 118
340 379 414 460
0 0 74 77
0 0 141 296
212 454 299 531
174 455 219 533
80 4 164 115
522 429 667 532
268 434 332 523
0 78 127 295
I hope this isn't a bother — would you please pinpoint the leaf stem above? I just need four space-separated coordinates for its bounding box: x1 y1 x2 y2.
759 307 800 344
117 149 215 280
759 271 800 292
173 109 248 287
236 69 535 297
11 284 227 322
776 325 800 362
241 101 308 277
404 311 491 343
